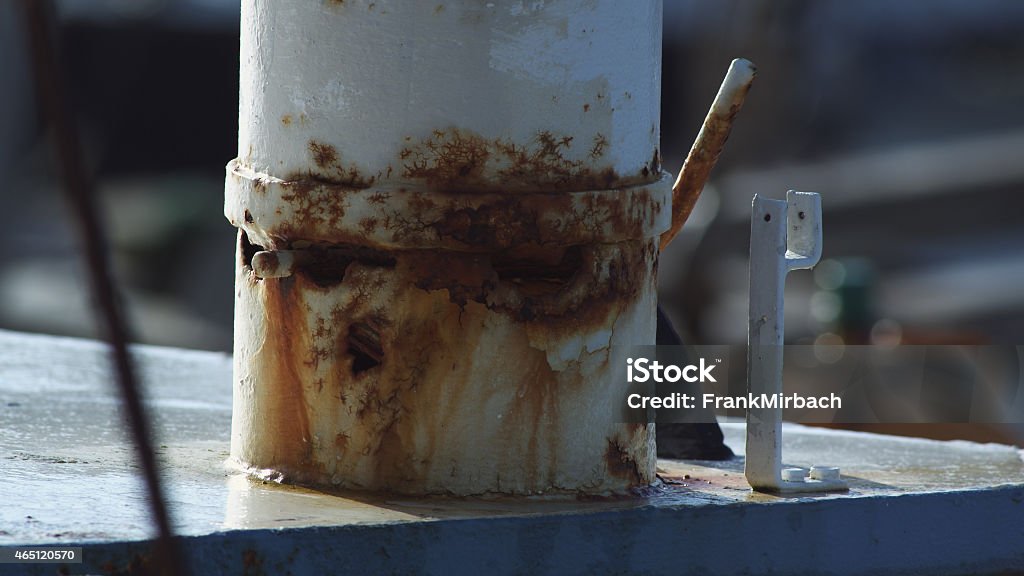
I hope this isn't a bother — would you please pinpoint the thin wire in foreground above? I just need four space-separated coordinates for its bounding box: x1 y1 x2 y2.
20 3 186 574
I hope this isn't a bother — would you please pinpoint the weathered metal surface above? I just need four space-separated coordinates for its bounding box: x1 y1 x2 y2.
225 160 671 252
226 1 669 494
230 230 660 494
660 58 755 251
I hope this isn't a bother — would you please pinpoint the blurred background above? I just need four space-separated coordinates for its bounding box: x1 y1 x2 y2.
2 1 1023 442
660 0 1024 351
1 0 238 349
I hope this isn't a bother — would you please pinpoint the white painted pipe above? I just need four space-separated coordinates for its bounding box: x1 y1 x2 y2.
226 0 670 495
234 1 663 197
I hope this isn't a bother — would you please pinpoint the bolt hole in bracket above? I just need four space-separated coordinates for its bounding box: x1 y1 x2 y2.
746 190 847 493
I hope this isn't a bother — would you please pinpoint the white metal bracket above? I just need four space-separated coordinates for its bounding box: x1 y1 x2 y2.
745 190 847 493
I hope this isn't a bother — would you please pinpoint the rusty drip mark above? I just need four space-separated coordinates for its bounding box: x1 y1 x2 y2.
660 58 756 251
260 277 315 473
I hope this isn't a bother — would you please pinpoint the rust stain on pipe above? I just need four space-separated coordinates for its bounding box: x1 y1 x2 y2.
259 279 314 473
398 128 648 193
227 134 669 494
232 219 659 493
237 231 314 479
227 161 670 254
228 0 674 497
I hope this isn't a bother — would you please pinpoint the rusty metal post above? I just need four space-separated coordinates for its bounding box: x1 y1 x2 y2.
225 0 671 495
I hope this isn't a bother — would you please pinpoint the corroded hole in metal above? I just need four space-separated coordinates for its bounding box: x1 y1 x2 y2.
404 239 651 326
430 200 543 249
347 318 385 375
239 230 261 271
292 245 396 288
492 245 583 298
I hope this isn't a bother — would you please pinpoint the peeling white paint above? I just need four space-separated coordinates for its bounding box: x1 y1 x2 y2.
228 0 667 496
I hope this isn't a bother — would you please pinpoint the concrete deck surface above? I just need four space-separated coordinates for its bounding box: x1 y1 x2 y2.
1 330 1022 575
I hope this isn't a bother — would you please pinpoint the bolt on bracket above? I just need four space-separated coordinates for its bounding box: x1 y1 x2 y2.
745 190 847 493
